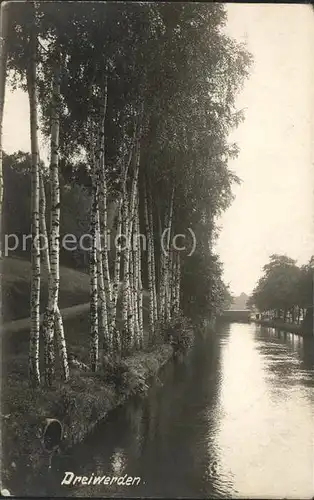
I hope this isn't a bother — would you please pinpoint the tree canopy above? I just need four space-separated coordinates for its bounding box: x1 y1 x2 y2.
248 254 313 326
5 2 252 331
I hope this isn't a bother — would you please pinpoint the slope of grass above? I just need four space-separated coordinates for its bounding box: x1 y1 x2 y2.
2 256 150 324
1 256 183 494
1 256 91 322
2 307 173 495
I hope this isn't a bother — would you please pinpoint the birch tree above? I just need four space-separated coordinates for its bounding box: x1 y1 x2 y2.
131 194 141 348
135 196 144 346
159 185 175 323
42 47 63 387
39 168 69 381
89 136 99 371
144 176 154 339
96 208 109 350
0 3 9 259
98 73 112 349
27 17 41 386
121 113 142 352
5 2 252 342
111 125 137 323
147 183 158 324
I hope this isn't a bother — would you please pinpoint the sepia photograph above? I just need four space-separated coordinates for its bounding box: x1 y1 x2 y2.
0 1 313 498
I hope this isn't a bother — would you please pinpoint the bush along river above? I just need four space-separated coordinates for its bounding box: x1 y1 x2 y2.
8 322 314 498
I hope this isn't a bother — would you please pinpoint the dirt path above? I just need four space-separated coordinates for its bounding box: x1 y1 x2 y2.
2 302 90 335
2 288 150 335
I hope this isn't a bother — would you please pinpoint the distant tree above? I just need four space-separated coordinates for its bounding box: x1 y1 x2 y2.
222 284 234 311
230 292 249 310
298 257 313 311
250 254 312 326
181 249 228 321
298 256 313 330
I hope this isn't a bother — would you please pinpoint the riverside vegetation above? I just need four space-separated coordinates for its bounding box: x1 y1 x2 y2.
248 254 313 336
0 2 252 487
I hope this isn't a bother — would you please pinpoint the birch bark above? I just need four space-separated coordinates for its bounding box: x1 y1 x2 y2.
39 169 69 381
42 49 62 386
27 23 41 386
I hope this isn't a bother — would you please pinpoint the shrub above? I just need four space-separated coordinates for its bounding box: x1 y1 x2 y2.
102 358 149 398
161 312 194 355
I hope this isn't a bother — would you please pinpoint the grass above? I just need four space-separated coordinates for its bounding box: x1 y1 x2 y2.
1 254 193 493
1 283 173 492
2 323 173 490
1 256 91 322
253 317 304 335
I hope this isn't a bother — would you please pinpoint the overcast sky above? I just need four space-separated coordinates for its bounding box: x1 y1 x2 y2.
2 3 314 296
216 3 314 295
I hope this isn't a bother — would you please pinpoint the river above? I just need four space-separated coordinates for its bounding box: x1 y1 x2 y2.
22 323 314 498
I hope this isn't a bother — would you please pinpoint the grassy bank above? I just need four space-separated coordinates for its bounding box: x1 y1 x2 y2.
2 256 151 331
2 341 173 489
1 256 194 493
1 256 90 322
252 318 310 336
1 307 192 492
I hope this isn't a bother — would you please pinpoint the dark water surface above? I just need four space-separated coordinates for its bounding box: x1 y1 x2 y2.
16 323 314 497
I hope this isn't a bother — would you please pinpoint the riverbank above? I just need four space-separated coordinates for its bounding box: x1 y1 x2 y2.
1 256 193 492
252 317 312 337
1 256 91 322
2 341 174 490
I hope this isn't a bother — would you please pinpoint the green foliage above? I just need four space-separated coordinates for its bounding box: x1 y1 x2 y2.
2 152 91 268
297 258 314 310
3 152 33 241
161 312 194 355
2 256 90 321
5 3 252 316
181 245 229 320
102 358 149 398
222 285 234 311
249 254 313 322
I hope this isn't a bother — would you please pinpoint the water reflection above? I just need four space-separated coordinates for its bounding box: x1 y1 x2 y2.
9 324 314 498
216 324 314 498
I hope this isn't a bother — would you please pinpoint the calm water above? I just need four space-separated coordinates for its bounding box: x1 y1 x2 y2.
17 323 314 498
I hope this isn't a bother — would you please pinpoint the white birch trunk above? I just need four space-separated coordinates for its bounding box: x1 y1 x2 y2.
112 197 122 313
98 75 112 347
90 154 99 371
131 195 140 348
170 248 177 316
159 186 175 322
147 183 158 323
39 169 69 381
136 199 144 347
42 50 63 386
27 24 41 387
158 213 167 321
0 3 8 260
121 124 141 352
96 209 109 349
54 309 69 380
121 192 130 325
167 246 174 320
144 177 154 340
112 129 136 339
128 235 136 349
174 251 181 314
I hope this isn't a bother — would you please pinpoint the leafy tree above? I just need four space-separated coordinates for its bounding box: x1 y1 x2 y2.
250 254 313 328
5 2 253 379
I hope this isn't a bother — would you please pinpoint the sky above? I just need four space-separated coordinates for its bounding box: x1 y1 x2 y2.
2 3 314 296
216 3 314 295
